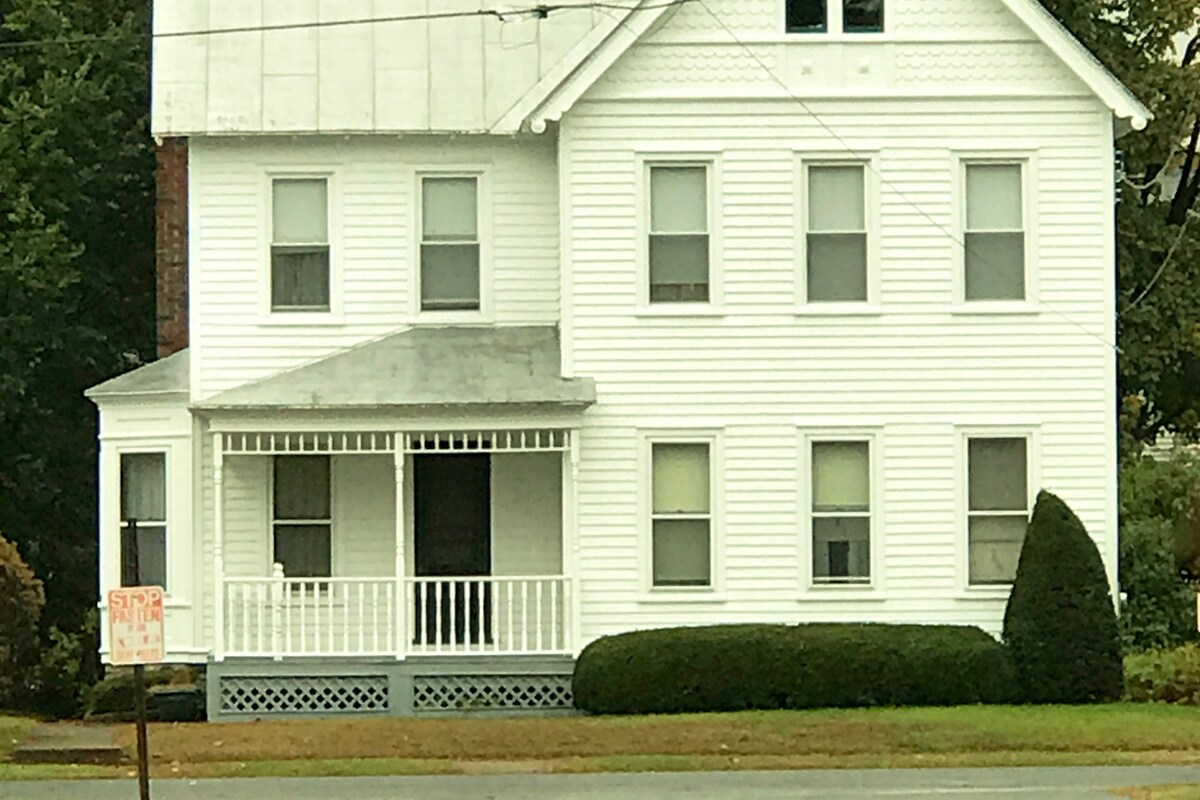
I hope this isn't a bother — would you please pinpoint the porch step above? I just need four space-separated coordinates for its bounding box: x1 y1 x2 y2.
11 723 127 766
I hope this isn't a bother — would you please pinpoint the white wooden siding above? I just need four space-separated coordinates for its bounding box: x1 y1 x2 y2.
190 135 559 399
152 0 607 135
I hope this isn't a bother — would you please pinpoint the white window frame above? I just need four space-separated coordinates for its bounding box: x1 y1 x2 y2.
118 449 170 591
782 0 886 35
796 153 881 314
638 429 724 600
952 152 1039 313
799 428 884 594
956 426 1040 594
269 455 336 580
260 170 342 326
636 153 723 315
412 169 493 323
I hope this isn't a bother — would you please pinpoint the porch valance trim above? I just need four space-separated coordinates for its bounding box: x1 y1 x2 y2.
221 429 573 455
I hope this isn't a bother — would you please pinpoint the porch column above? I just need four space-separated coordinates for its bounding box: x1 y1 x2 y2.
563 430 582 653
394 437 406 660
213 433 225 662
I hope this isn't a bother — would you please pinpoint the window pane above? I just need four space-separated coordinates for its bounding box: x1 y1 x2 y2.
422 177 478 241
813 517 870 580
812 441 869 512
421 243 481 310
968 438 1027 511
273 179 328 244
121 453 166 522
275 456 331 520
652 519 711 586
650 167 707 233
121 525 166 588
787 0 826 31
807 233 867 301
808 166 865 231
271 248 331 309
965 232 1024 300
274 524 332 578
844 0 883 31
650 234 709 302
966 164 1022 230
652 443 710 514
969 516 1027 584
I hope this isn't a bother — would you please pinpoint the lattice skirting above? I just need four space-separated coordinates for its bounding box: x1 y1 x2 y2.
220 675 390 715
413 674 573 712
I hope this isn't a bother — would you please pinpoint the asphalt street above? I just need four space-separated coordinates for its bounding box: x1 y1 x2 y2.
4 767 1200 799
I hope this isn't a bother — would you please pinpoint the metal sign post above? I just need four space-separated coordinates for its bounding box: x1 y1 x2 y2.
110 520 165 800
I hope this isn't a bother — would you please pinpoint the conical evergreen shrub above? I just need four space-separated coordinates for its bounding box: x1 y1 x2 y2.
1002 491 1122 703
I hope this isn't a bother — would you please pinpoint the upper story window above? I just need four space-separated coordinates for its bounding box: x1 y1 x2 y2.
120 453 167 588
648 164 711 303
787 0 883 33
271 178 331 312
964 163 1026 301
805 163 868 302
420 176 481 312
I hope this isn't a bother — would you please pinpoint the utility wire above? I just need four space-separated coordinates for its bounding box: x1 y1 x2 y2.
695 0 1123 354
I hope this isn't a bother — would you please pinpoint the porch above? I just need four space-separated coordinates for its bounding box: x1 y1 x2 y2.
212 428 580 661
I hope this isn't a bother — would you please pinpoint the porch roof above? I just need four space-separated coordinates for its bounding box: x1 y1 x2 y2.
85 349 189 400
198 326 595 410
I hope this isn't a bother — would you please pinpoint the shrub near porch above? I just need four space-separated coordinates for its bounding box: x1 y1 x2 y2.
572 624 1017 715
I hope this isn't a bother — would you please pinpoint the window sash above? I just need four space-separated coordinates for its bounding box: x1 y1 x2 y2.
120 453 166 523
967 437 1029 512
271 246 331 311
967 512 1028 585
420 176 481 311
272 178 329 245
843 0 883 32
652 518 711 587
963 163 1025 301
787 0 827 31
120 524 167 589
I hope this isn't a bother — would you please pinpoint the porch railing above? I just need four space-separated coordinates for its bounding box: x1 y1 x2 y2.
221 575 570 658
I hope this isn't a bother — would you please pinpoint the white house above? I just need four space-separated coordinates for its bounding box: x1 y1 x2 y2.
88 0 1149 719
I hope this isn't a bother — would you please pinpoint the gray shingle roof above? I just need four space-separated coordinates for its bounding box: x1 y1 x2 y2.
86 350 190 399
198 326 594 410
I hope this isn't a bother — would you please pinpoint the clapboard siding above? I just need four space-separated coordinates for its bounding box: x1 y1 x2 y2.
563 85 1116 640
190 135 559 399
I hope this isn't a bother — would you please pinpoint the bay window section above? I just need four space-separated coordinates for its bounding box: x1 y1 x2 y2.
120 453 167 588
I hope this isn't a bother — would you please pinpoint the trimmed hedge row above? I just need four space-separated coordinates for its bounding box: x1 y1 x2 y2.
573 623 1017 715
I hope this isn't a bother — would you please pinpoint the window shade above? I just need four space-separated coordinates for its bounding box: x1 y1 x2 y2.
275 456 331 520
652 443 710 514
968 438 1027 511
273 179 328 243
966 164 1022 230
812 442 869 511
809 165 865 231
650 167 707 233
121 453 166 522
422 177 478 241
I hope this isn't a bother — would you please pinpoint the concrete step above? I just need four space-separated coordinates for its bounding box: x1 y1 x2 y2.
11 723 128 765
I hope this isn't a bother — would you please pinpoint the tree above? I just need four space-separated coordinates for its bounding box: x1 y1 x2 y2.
0 532 45 708
1037 0 1200 445
0 0 155 642
1003 491 1123 703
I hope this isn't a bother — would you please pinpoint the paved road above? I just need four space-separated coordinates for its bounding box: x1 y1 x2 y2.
4 767 1200 799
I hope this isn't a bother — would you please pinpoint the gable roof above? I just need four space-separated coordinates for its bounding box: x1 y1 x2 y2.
497 0 1150 134
198 326 595 410
86 349 190 400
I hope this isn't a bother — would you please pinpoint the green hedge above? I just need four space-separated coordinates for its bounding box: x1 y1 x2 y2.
1125 644 1200 704
573 623 1017 715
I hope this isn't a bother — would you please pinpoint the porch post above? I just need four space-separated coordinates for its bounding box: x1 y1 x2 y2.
213 433 226 662
393 436 406 660
564 430 582 653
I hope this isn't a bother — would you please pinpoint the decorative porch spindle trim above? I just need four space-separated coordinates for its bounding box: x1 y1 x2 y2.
218 430 572 455
404 429 570 453
223 432 395 454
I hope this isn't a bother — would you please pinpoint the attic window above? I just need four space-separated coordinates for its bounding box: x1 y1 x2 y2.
843 0 883 32
786 0 826 32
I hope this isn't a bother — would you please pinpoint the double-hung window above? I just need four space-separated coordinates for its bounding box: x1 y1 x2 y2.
420 176 481 312
648 165 710 303
650 442 712 587
806 164 868 302
272 456 332 579
810 441 872 583
787 0 883 33
964 163 1026 301
966 437 1030 585
120 453 168 588
271 178 331 311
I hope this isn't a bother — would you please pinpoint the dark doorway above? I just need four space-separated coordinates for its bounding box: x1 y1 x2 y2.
413 454 492 646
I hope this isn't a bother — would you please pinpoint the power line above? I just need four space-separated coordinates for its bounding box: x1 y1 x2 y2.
695 0 1122 354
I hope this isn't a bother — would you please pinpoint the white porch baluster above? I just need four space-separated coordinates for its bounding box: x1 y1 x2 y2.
271 563 284 658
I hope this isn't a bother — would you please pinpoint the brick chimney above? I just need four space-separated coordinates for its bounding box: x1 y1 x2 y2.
155 138 188 357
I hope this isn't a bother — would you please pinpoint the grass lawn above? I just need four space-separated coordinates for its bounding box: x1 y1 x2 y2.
5 704 1200 780
1119 789 1200 799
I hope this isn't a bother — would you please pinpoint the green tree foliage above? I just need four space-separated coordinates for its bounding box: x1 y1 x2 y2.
0 532 45 707
1003 491 1124 703
1039 0 1200 444
0 1 155 643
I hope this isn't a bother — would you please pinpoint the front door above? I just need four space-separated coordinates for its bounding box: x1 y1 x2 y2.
413 454 491 645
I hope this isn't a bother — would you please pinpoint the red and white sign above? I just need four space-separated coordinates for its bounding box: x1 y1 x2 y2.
108 587 166 665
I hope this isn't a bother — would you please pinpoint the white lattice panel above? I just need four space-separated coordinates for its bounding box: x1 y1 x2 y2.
412 675 573 712
220 675 390 715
